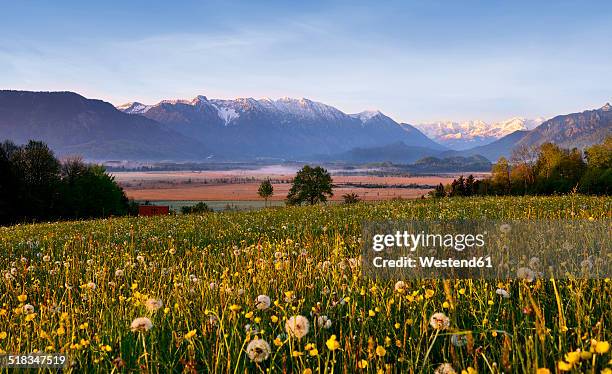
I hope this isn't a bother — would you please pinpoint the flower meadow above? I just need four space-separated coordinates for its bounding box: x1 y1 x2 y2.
0 196 611 373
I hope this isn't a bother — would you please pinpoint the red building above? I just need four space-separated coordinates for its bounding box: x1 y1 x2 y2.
138 205 170 216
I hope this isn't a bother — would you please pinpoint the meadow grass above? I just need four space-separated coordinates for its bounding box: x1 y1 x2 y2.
0 196 611 373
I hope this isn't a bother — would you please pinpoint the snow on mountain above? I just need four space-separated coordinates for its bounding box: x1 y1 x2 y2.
415 117 546 149
116 102 151 114
349 110 384 123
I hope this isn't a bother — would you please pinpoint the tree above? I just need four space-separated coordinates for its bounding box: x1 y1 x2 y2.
286 165 333 205
584 136 612 169
181 202 212 214
257 179 274 207
491 157 511 194
342 192 360 204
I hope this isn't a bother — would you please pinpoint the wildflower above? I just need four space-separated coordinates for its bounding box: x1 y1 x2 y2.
245 338 271 362
425 289 435 298
130 317 153 332
495 289 510 298
394 281 407 293
499 224 511 234
326 335 340 350
23 304 35 314
357 359 368 368
595 340 610 354
42 255 51 262
271 315 279 323
516 267 535 282
434 363 457 374
375 345 386 357
229 304 241 312
86 282 96 290
0 332 6 340
557 361 572 371
255 295 271 310
286 315 309 339
184 329 196 339
145 298 163 312
429 312 450 330
17 294 27 302
535 369 550 374
529 257 541 270
115 269 124 277
565 351 580 364
316 315 332 329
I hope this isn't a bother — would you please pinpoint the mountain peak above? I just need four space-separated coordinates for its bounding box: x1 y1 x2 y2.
601 102 612 111
116 102 151 114
350 110 384 122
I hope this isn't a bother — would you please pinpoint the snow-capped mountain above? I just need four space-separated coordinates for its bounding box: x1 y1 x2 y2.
117 95 444 160
416 117 546 150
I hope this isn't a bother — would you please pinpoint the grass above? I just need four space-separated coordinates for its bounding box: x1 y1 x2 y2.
0 196 611 373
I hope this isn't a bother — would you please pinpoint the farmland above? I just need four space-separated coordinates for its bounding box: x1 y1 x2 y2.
0 196 611 373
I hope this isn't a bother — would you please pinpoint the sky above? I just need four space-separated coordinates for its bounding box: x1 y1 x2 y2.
1 0 611 123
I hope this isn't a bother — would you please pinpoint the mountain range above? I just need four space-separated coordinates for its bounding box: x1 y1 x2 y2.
0 90 610 164
415 117 546 149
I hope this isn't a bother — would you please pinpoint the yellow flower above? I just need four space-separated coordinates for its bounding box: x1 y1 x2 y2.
442 301 450 309
425 289 435 298
245 311 254 319
291 350 303 357
185 329 197 339
375 345 386 357
0 332 7 340
25 313 36 322
273 337 283 347
557 361 572 371
580 351 592 360
595 341 610 354
303 369 313 374
271 315 279 323
565 351 580 364
368 310 376 317
601 368 612 374
17 294 27 302
394 322 401 329
103 345 112 352
56 326 65 336
357 359 368 368
229 304 241 312
308 348 318 356
326 335 340 351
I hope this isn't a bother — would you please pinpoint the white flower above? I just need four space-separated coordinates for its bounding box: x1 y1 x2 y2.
528 257 541 270
115 269 124 278
394 281 407 293
209 282 217 290
434 363 457 374
130 317 153 332
516 267 535 282
246 338 271 363
285 315 310 339
580 258 593 272
145 298 163 312
136 255 145 263
23 304 35 314
86 282 96 290
495 288 510 299
42 255 51 262
255 295 271 310
499 224 511 234
429 312 450 330
316 315 332 329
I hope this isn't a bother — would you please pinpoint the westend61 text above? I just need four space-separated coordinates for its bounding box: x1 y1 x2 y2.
372 256 493 268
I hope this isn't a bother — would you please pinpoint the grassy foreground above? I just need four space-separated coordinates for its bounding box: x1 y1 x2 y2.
0 196 611 373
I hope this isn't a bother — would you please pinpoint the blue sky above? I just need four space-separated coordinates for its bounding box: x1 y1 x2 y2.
1 0 611 123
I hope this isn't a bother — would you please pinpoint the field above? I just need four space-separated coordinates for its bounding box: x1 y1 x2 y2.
1 196 611 373
112 170 463 202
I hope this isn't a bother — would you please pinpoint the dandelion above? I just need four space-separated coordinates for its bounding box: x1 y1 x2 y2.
23 304 35 314
499 223 511 234
130 317 153 332
246 338 271 363
495 288 510 298
86 282 96 290
145 298 163 312
255 295 271 310
115 269 124 277
42 255 51 262
375 345 386 357
286 315 309 339
595 341 610 354
326 335 340 350
529 257 541 270
394 281 407 293
557 361 572 371
434 363 457 374
316 315 332 329
516 267 535 282
17 294 27 302
429 312 450 330
184 329 197 339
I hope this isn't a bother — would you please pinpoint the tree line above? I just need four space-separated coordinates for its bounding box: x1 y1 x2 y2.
431 136 611 197
0 140 131 225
